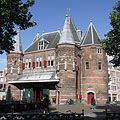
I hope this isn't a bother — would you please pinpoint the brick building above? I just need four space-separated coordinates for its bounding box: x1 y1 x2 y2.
6 15 108 104
108 65 120 102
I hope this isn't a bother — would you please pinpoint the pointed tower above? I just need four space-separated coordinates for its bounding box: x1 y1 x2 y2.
6 28 23 100
81 21 108 104
55 15 80 104
32 32 40 43
82 21 101 45
13 28 23 53
59 14 74 44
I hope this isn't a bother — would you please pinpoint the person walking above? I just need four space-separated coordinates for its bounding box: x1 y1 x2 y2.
43 94 50 113
91 96 96 110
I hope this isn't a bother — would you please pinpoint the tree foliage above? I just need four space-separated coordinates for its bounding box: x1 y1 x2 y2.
0 0 36 54
100 1 120 66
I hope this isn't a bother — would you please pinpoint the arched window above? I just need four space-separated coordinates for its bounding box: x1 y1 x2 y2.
98 61 102 71
85 61 89 70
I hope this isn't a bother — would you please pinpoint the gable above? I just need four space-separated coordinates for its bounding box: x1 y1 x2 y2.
24 31 60 53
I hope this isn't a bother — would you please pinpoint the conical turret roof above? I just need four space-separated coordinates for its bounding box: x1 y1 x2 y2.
13 28 23 53
59 15 75 44
82 21 101 45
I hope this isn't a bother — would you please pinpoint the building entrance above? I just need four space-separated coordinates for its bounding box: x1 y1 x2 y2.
87 92 94 104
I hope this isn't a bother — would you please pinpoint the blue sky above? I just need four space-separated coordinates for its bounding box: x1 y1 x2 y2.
0 0 118 71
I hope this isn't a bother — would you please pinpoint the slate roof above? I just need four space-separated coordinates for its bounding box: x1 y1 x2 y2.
69 17 80 42
81 21 101 45
59 15 75 44
59 15 81 44
24 31 60 53
25 16 102 53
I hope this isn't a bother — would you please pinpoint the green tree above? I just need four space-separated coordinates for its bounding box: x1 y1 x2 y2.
0 0 36 54
100 1 120 66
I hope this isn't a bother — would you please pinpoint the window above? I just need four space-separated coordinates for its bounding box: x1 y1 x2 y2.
98 48 102 54
29 59 31 68
36 57 39 67
39 56 42 67
38 41 44 50
47 54 54 67
98 61 102 70
36 56 42 67
85 61 89 70
108 85 110 90
38 38 49 50
10 66 13 74
25 58 29 68
25 58 31 68
18 66 20 74
14 61 17 65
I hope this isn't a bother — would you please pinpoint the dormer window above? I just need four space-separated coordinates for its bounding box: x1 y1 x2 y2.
38 41 44 50
38 38 49 50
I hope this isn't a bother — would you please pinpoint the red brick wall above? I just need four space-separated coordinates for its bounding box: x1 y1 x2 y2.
81 45 108 104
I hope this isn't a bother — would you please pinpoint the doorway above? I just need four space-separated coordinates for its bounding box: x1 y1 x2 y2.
87 92 94 104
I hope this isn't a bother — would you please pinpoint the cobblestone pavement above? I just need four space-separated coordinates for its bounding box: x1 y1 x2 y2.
50 103 120 120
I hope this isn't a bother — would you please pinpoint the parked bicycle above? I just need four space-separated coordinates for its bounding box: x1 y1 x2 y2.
66 99 74 105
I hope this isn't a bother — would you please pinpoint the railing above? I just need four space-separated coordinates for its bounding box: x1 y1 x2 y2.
106 109 120 120
0 102 42 113
0 110 84 120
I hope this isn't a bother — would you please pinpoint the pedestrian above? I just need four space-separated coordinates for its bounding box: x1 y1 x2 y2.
43 94 50 113
91 96 95 110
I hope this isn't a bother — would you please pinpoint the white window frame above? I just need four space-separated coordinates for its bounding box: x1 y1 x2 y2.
25 58 31 69
38 40 44 50
36 56 42 68
98 48 102 54
10 66 13 74
39 56 42 67
29 59 31 68
47 54 54 67
36 57 39 67
25 58 29 68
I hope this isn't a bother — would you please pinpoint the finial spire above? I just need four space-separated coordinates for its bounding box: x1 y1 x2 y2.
67 8 70 17
13 28 23 53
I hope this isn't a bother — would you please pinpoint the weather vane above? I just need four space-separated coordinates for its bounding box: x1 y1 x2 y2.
67 8 70 17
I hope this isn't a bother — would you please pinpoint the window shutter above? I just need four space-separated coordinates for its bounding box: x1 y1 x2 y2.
32 62 35 68
79 94 82 99
22 63 25 69
76 94 79 99
44 60 47 67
